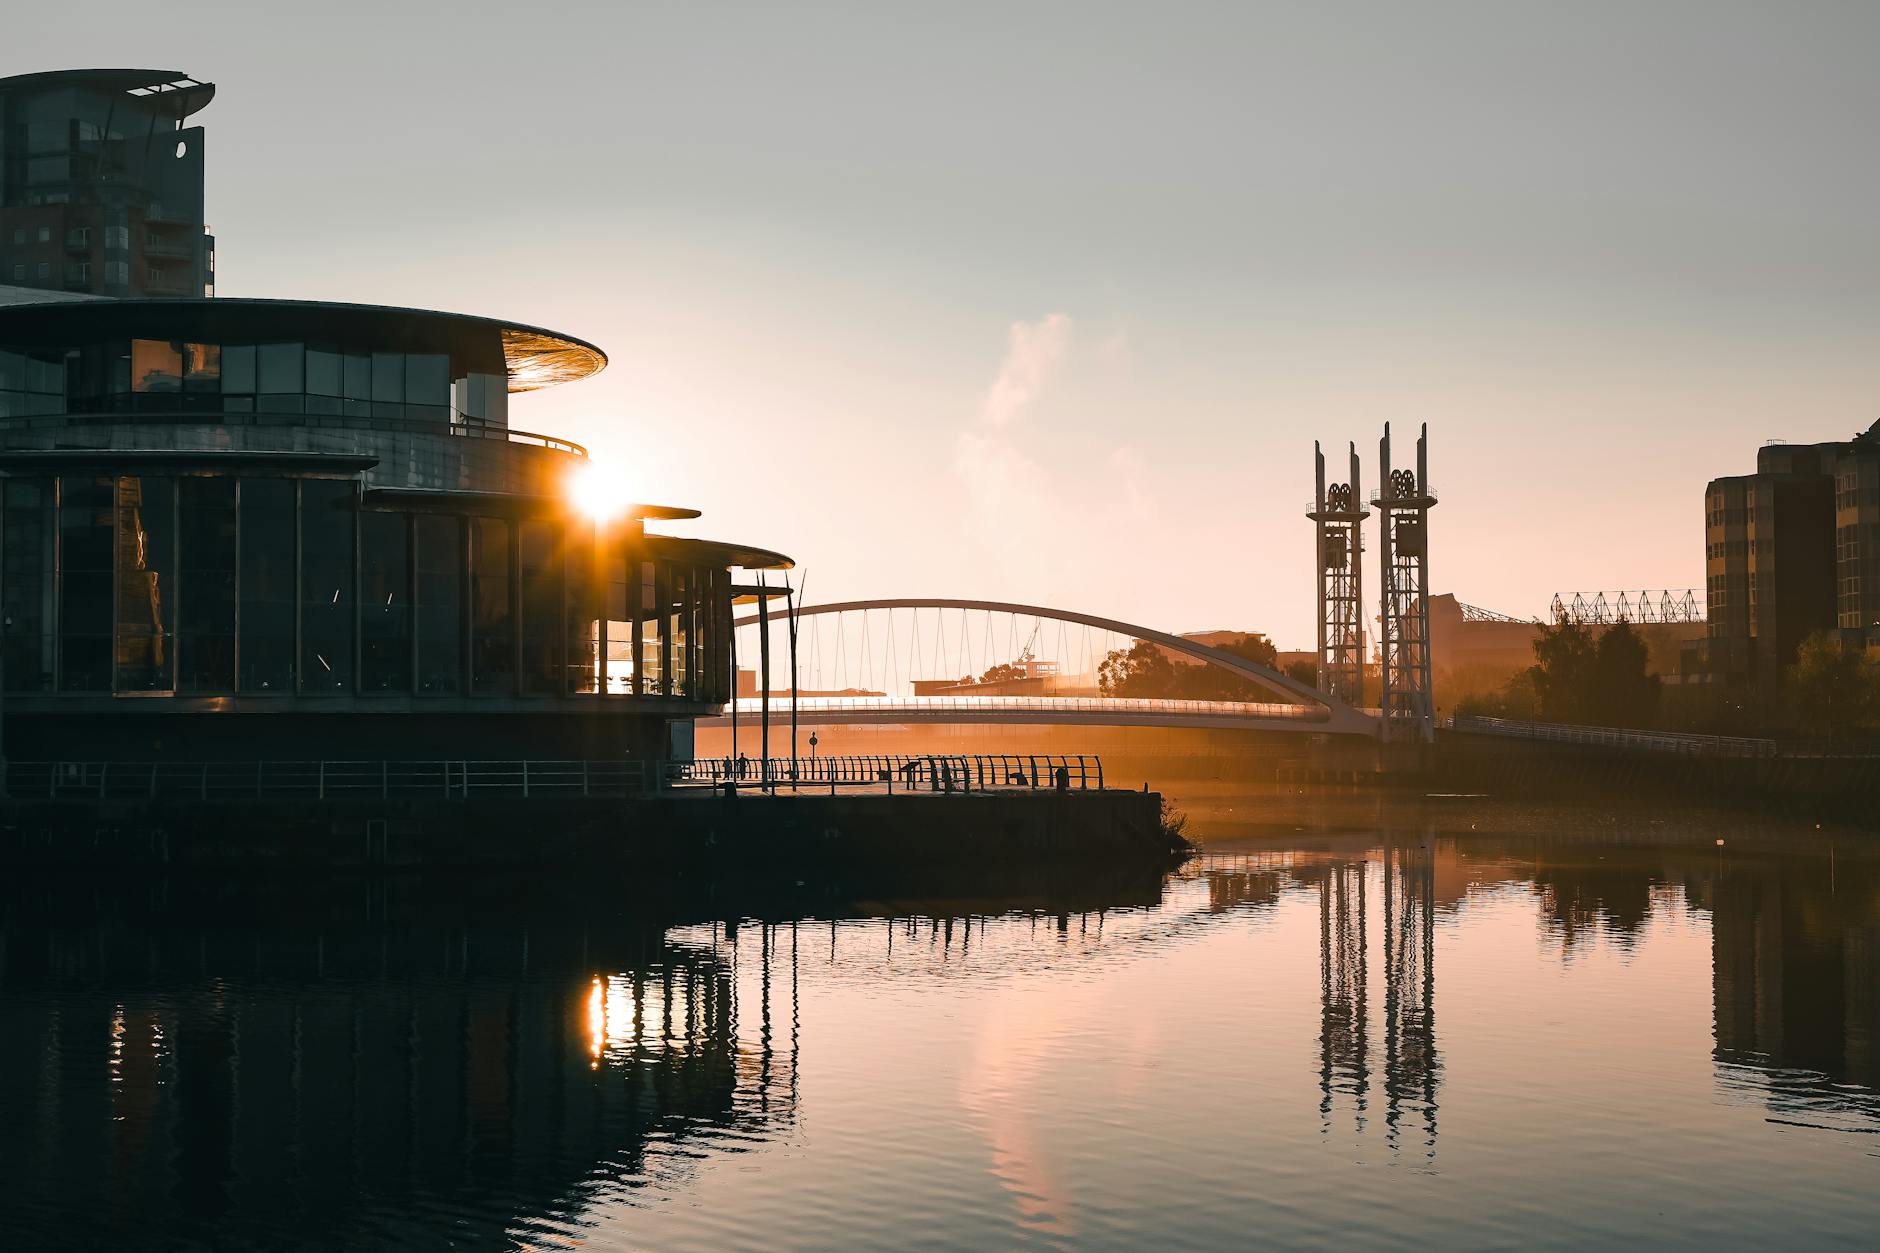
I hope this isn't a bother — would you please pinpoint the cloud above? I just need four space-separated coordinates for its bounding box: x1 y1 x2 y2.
977 313 1072 428
956 315 1075 590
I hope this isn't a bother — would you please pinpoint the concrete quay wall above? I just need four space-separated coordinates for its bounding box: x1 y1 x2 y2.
0 788 1172 871
1432 731 1880 822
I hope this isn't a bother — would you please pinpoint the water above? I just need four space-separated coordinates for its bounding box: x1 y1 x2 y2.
2 794 1876 1250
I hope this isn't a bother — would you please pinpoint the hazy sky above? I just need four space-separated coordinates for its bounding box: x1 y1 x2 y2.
15 2 1880 644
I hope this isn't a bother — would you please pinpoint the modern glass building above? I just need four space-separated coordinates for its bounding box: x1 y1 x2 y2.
0 296 790 764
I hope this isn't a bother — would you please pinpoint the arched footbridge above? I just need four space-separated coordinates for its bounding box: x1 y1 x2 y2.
706 598 1379 737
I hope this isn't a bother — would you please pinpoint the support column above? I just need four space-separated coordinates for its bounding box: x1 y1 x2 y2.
1376 422 1437 743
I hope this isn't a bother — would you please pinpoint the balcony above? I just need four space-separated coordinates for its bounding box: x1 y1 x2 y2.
141 275 199 297
142 238 193 260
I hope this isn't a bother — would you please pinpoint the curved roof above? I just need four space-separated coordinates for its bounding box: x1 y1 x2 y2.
644 534 795 572
0 69 215 119
0 297 607 392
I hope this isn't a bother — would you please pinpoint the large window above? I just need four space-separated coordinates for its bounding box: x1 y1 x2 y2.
605 542 634 695
640 559 663 695
469 516 514 694
360 512 410 692
670 567 690 698
57 475 113 691
238 479 295 692
564 522 597 694
300 481 355 693
114 476 175 691
0 478 737 704
519 519 562 695
2 479 53 692
3 338 510 427
415 513 463 694
0 349 65 419
177 477 236 691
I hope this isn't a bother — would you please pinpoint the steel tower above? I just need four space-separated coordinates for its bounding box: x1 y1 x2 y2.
1375 423 1437 741
1309 441 1369 706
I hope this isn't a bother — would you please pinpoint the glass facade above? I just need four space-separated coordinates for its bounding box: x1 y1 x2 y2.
0 341 508 427
0 475 731 703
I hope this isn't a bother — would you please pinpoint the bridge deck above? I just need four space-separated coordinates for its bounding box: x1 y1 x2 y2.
700 695 1365 734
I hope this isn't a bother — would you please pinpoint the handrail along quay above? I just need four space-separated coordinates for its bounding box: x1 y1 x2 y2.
7 759 645 800
671 753 1107 794
4 754 1113 799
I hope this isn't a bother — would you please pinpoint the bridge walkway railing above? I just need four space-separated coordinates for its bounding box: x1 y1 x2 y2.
1447 716 1779 758
725 695 1323 720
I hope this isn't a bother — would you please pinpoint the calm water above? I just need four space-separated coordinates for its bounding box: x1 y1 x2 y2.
2 795 1877 1250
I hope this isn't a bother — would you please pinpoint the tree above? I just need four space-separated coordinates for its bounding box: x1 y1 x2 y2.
1098 640 1175 696
1786 631 1876 736
1100 632 1288 701
978 661 1026 684
1591 620 1660 727
1215 634 1279 671
1284 659 1318 688
1522 616 1660 727
1172 633 1282 701
1526 616 1598 723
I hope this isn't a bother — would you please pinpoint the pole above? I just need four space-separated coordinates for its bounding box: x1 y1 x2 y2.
759 572 771 790
1350 440 1365 708
787 573 800 791
729 596 739 770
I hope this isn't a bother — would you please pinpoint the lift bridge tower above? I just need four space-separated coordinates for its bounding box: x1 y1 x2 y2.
1376 422 1437 742
1310 441 1370 706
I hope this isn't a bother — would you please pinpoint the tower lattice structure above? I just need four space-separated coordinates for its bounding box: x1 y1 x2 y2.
1309 441 1369 707
1375 422 1437 741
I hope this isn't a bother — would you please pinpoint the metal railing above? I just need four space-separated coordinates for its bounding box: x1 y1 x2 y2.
0 407 589 458
3 758 646 801
723 695 1324 720
672 753 1106 793
1449 716 1778 758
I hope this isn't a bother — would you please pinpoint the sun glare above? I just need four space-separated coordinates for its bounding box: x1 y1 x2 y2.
569 462 633 523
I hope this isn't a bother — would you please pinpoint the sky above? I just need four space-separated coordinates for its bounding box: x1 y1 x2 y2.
13 1 1880 646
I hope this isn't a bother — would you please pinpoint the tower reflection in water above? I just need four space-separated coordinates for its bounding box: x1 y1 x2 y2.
1295 834 1440 1156
0 894 800 1250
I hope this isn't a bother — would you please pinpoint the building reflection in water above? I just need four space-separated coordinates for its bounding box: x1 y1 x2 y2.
0 891 802 1250
0 832 1875 1247
1690 845 1879 1130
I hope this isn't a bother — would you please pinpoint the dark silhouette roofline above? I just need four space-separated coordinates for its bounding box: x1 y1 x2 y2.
0 69 215 118
0 296 608 392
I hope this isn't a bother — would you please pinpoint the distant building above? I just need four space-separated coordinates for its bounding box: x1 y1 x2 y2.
1425 593 1702 713
0 69 215 299
1702 429 1880 685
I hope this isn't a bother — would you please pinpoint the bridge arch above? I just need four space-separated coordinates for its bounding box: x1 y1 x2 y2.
732 598 1377 736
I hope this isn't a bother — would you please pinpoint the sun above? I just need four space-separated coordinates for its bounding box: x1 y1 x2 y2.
569 462 633 523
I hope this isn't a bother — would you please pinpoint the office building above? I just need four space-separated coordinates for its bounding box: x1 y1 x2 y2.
1702 428 1880 684
0 69 215 299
